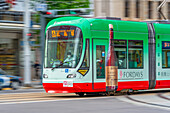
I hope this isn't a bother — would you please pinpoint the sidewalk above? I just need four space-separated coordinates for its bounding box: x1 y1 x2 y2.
20 80 43 89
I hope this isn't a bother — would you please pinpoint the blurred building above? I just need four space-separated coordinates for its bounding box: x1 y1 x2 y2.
94 0 170 20
0 0 40 78
0 11 22 76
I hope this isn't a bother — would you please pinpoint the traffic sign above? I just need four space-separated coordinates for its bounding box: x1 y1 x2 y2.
35 4 47 11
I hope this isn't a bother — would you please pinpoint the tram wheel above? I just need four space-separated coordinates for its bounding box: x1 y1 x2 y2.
127 89 134 95
106 92 114 96
78 93 85 97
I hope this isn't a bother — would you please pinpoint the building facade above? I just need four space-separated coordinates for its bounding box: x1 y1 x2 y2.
94 0 170 20
0 11 40 78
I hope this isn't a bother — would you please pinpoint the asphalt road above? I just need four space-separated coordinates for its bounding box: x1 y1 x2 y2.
0 89 170 113
0 88 44 94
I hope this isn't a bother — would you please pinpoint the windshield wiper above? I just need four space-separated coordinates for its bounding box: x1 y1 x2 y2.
51 63 63 70
51 60 76 70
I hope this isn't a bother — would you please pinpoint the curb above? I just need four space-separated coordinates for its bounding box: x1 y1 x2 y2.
20 85 43 89
20 80 43 89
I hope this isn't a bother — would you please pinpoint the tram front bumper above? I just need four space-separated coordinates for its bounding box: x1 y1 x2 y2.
43 82 92 93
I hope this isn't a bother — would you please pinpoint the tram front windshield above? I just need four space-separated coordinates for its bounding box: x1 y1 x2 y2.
45 26 82 68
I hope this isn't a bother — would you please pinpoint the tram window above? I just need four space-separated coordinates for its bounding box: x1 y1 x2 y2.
162 41 170 68
45 26 83 68
96 45 105 79
128 40 143 69
81 40 90 68
114 40 127 69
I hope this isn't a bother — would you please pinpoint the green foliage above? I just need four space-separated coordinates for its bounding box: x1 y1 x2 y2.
34 30 40 44
46 0 90 10
32 13 40 23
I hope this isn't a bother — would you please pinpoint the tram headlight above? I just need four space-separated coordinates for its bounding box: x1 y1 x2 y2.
67 74 76 78
43 74 48 78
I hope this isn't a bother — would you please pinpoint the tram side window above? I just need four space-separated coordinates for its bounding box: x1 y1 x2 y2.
96 45 105 79
128 40 143 69
114 40 127 69
162 41 170 68
81 40 90 68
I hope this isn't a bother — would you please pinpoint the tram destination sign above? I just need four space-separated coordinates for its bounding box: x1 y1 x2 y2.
49 29 75 39
48 26 77 39
162 41 170 49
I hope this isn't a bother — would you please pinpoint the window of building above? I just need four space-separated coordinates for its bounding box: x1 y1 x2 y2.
136 0 140 18
0 11 23 21
162 41 170 68
125 0 130 17
148 1 153 19
128 40 143 69
168 3 170 19
158 1 162 19
114 40 127 69
102 0 106 15
0 39 19 75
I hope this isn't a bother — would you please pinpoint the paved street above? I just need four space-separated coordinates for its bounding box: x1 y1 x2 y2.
0 89 170 113
0 88 43 94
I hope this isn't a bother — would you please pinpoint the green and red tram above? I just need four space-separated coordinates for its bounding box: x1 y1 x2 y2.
43 16 170 95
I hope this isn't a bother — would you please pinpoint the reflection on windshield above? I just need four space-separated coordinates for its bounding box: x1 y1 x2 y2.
45 26 82 68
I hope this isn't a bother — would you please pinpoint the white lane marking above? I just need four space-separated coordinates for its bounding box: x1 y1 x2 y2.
0 89 45 95
0 96 112 105
116 96 170 111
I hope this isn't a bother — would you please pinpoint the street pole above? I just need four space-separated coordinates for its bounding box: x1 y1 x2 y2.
40 14 46 83
23 0 31 86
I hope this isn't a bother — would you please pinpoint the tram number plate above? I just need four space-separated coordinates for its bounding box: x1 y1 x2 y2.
63 81 73 87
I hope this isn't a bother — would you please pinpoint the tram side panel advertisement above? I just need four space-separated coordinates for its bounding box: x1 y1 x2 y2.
105 24 118 91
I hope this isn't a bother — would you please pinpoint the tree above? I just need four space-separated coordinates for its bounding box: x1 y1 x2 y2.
31 0 90 23
46 0 90 10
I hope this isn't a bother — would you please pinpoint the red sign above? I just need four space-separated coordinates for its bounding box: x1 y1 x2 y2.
6 0 16 6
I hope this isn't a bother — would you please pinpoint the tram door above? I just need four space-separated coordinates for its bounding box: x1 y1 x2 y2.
92 39 108 90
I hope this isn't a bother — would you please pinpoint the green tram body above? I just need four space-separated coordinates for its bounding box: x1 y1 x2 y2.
43 16 170 94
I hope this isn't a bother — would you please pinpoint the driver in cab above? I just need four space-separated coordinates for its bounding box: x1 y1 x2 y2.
64 52 74 67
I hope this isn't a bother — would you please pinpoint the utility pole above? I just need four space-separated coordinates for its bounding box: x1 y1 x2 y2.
40 14 46 80
23 0 31 86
